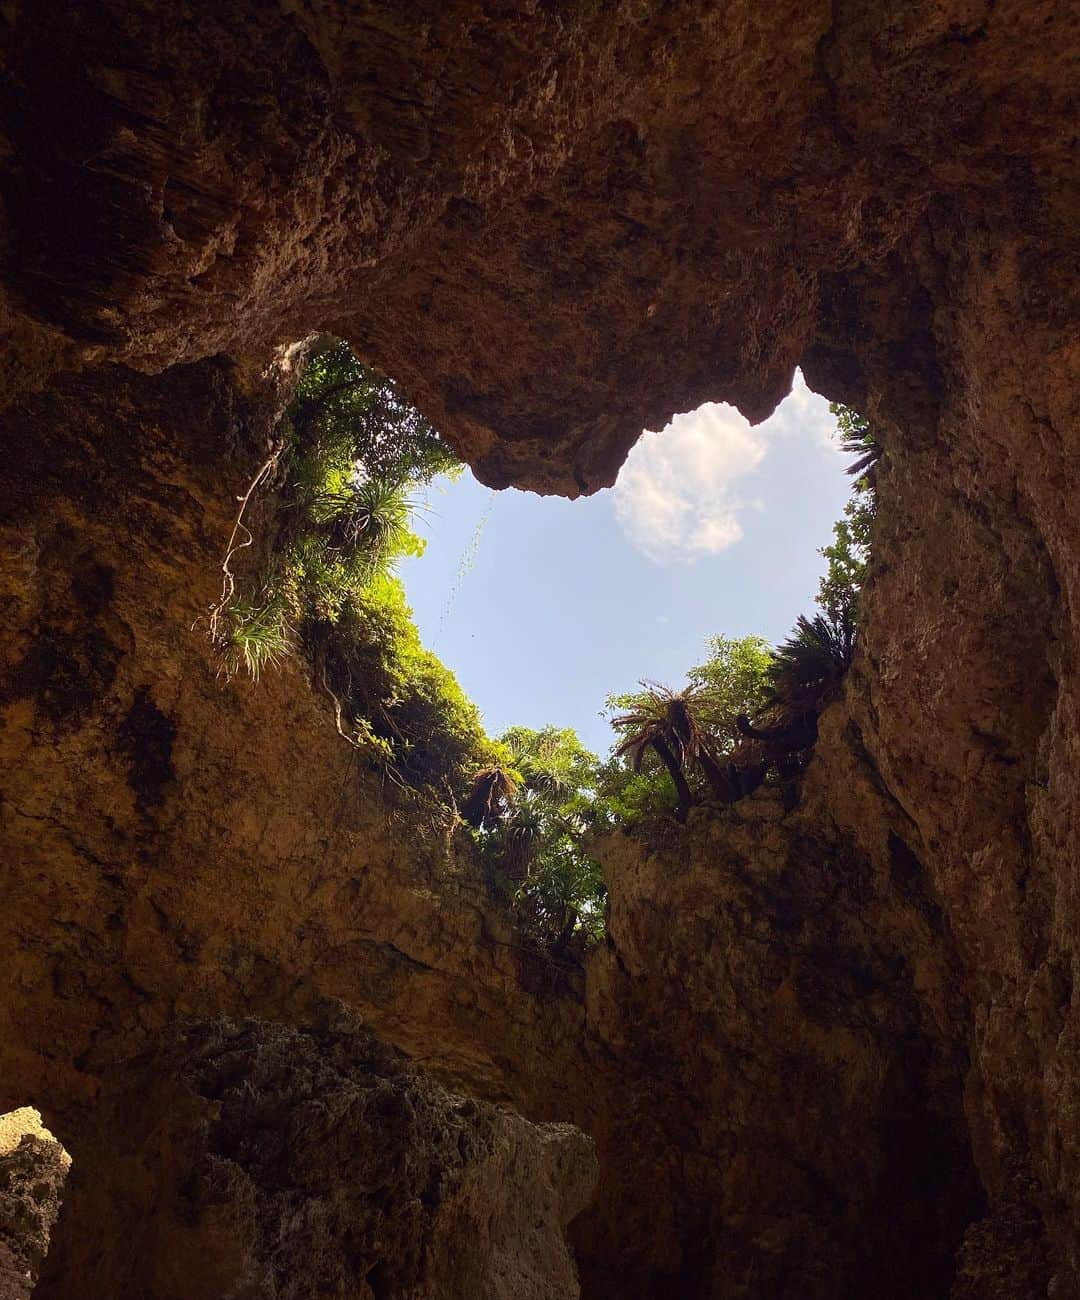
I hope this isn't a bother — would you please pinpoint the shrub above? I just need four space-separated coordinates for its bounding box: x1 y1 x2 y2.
818 403 877 624
290 337 460 489
469 726 607 952
213 339 492 802
221 597 292 683
312 571 495 799
768 609 856 715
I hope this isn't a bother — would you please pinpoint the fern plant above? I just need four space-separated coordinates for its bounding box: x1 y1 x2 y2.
768 610 856 713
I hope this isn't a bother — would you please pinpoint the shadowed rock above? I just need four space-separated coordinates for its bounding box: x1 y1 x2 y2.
0 1110 70 1300
37 1017 595 1300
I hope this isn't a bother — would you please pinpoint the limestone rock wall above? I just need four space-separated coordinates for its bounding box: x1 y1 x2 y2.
0 1111 70 1300
0 356 586 1120
0 356 595 1293
2 2 1074 492
36 1016 595 1300
573 750 982 1298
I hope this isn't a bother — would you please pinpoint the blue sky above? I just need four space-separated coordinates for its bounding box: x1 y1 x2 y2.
399 373 851 757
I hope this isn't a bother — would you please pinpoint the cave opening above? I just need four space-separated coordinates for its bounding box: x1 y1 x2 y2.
0 1 1074 1290
204 335 877 954
400 369 863 759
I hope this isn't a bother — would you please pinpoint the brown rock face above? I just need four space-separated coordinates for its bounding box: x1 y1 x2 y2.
3 1 1074 492
1 1 1079 1297
38 1016 595 1300
0 1112 70 1300
576 791 984 1299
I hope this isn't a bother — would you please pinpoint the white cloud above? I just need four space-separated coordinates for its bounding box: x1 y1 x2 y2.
611 370 836 563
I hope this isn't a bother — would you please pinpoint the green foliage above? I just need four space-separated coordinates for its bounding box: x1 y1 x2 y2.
217 339 491 802
590 754 679 827
818 403 877 624
472 726 607 951
306 474 421 566
768 609 856 713
833 401 883 483
610 683 706 770
503 727 600 832
686 635 773 751
314 571 495 798
593 637 773 825
817 499 872 624
609 682 720 821
513 828 606 948
291 337 460 489
222 597 292 682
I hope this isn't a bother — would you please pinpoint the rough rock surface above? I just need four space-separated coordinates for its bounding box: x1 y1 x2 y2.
2 1 1075 492
0 1111 70 1300
0 354 594 1294
37 1015 595 1300
0 349 586 1097
1 1 1079 1297
576 783 982 1299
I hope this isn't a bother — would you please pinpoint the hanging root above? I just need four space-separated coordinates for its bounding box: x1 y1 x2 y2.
312 645 407 795
195 445 284 647
310 639 361 749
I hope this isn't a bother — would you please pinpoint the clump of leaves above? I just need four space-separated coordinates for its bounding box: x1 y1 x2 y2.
725 608 855 788
726 404 873 792
306 475 419 564
768 609 856 714
834 400 884 484
290 336 460 489
468 726 607 954
594 636 773 827
221 598 292 683
309 570 497 799
213 338 497 807
610 683 711 823
461 762 521 829
819 403 877 625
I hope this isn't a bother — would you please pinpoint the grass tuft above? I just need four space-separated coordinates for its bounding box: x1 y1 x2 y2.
223 599 293 682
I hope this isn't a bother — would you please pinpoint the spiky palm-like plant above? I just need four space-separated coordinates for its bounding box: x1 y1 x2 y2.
500 796 544 881
311 474 416 570
612 683 715 823
735 610 856 756
770 611 855 701
830 401 882 485
841 430 883 481
460 762 521 830
504 729 577 802
612 682 751 810
223 599 292 682
733 610 855 767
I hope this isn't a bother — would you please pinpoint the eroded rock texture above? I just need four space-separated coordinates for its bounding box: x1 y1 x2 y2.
0 1111 70 1300
578 786 983 1299
37 1016 594 1300
0 355 594 1292
1 0 1079 1297
2 1 1073 492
